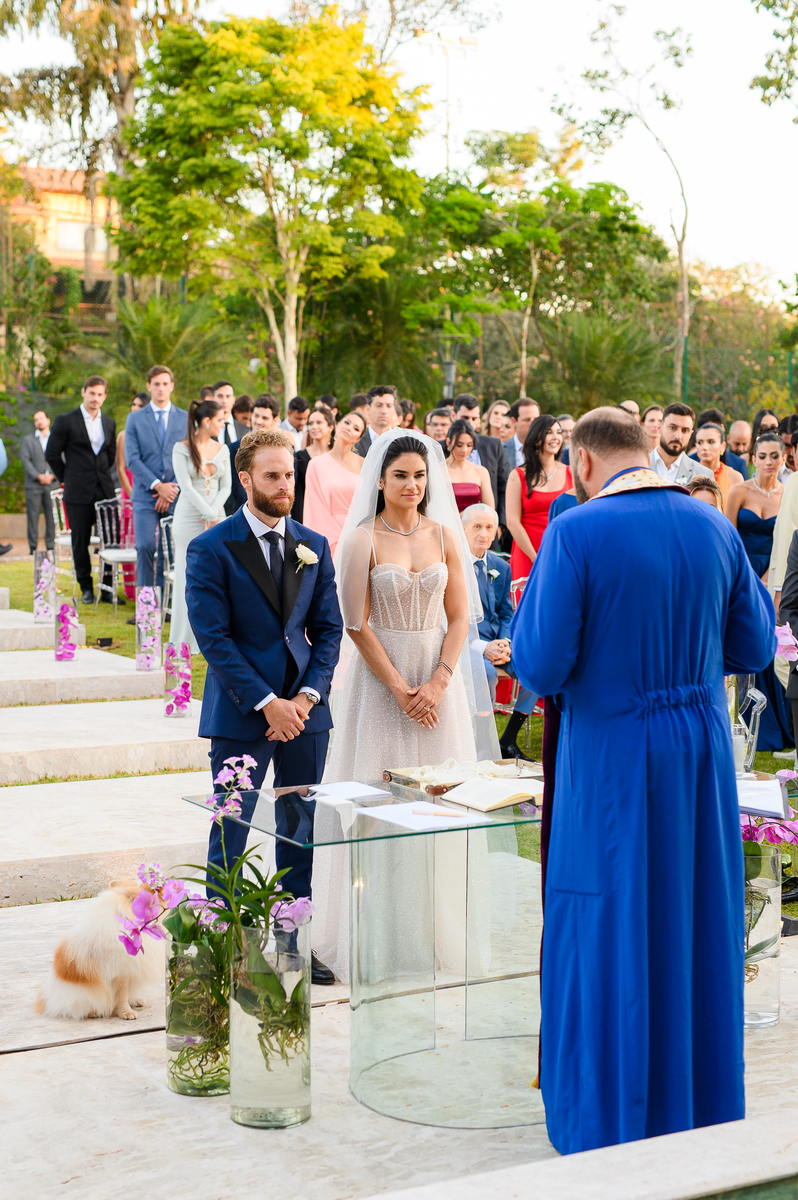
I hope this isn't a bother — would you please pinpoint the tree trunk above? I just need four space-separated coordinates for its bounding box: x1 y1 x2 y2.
672 213 689 399
518 244 539 399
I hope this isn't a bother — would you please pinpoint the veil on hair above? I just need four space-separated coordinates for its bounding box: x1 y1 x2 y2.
330 429 500 763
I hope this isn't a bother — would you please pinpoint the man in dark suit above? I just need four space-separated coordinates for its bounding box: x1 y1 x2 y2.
46 376 116 604
462 502 535 760
20 409 58 554
186 427 343 983
354 385 400 458
213 380 248 515
124 365 188 587
453 394 509 526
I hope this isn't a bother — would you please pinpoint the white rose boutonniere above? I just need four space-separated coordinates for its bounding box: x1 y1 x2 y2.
488 568 500 579
295 544 319 573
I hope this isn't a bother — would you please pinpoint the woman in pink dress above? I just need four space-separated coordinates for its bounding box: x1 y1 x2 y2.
506 415 571 580
302 409 367 557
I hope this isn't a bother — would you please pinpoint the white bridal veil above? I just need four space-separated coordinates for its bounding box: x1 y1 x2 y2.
330 428 500 763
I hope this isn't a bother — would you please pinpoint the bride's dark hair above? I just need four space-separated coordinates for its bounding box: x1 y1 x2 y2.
377 436 429 515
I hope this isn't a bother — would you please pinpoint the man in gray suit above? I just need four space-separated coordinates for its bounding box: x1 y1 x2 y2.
124 364 188 586
20 410 57 553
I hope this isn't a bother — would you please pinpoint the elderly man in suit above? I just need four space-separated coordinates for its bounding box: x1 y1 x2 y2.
454 394 510 528
20 409 58 554
186 427 343 984
46 376 117 603
461 503 536 760
124 364 188 587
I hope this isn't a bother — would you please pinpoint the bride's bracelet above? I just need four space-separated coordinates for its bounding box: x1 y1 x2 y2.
436 659 453 678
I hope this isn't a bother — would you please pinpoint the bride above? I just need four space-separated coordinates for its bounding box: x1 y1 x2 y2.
313 430 499 982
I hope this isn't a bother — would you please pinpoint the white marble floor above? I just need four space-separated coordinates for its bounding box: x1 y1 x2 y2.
0 772 213 903
0 608 86 650
0 698 207 784
0 648 164 706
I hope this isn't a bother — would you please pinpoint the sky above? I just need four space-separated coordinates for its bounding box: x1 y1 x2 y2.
1 0 796 290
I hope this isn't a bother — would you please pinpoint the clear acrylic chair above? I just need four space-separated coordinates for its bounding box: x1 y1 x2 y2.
157 515 175 621
93 498 137 612
51 488 76 595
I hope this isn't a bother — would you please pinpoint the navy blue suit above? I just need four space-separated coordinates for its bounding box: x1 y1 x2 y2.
186 509 342 899
125 402 188 585
473 551 533 715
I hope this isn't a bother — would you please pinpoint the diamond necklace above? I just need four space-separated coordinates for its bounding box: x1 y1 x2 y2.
379 513 421 535
752 477 782 498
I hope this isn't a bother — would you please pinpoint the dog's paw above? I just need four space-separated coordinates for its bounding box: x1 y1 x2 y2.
116 1009 138 1021
130 997 145 1008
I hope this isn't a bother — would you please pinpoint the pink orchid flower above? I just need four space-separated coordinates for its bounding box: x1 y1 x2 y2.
161 879 188 908
131 890 160 924
776 769 798 785
775 623 798 662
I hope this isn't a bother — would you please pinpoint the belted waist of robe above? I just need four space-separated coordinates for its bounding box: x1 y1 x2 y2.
638 683 716 716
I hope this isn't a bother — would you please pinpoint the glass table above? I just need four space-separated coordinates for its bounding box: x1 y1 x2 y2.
184 780 544 1129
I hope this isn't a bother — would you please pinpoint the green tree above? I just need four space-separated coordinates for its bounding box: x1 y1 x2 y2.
531 312 671 415
110 12 426 400
52 296 248 420
751 1 798 117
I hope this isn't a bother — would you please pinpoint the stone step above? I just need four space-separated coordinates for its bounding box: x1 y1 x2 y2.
0 648 164 706
0 586 9 609
0 697 206 784
0 608 87 651
0 771 213 905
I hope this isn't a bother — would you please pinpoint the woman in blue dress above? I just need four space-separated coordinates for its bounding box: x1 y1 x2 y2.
726 431 791 751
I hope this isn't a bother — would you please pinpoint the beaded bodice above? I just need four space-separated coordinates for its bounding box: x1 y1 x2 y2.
369 563 448 632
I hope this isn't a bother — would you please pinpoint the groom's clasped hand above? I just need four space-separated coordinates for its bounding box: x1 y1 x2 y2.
262 693 315 741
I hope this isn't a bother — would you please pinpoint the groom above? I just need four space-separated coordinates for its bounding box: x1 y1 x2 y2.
186 427 343 982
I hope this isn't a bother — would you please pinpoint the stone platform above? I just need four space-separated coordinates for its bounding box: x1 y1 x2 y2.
0 648 164 707
0 772 214 904
0 698 207 784
0 608 86 651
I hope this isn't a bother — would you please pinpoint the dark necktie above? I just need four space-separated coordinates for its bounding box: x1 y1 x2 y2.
264 530 283 596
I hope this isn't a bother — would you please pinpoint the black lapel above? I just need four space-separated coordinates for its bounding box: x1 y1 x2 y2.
282 526 303 625
73 408 92 450
226 530 282 619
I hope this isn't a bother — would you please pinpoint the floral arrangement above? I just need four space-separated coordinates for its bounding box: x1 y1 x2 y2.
33 554 56 622
164 641 192 715
135 587 162 671
742 772 798 981
776 623 798 662
54 600 78 661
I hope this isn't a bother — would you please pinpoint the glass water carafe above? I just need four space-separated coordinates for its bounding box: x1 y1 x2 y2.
727 674 767 773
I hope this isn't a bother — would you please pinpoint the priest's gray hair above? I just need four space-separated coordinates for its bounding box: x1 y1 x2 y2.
461 503 499 526
571 407 648 459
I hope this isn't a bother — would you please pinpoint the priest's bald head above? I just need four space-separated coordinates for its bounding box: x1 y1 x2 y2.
571 407 649 504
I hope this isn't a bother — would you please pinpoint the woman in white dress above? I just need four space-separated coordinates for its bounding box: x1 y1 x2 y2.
314 431 499 981
170 399 232 652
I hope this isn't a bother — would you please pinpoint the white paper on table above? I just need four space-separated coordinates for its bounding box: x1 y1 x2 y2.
737 779 789 820
354 800 489 832
310 781 390 802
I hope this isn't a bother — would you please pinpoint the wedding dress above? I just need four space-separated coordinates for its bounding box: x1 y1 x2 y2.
170 441 231 652
313 431 500 984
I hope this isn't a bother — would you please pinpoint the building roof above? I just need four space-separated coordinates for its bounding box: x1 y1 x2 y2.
18 167 108 196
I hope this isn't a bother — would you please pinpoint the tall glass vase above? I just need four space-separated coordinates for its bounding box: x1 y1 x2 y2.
54 599 79 662
163 641 192 716
135 586 162 671
33 551 56 623
165 934 230 1096
230 922 311 1128
744 844 781 1029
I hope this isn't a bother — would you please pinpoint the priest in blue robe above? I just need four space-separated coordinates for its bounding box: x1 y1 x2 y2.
511 407 776 1156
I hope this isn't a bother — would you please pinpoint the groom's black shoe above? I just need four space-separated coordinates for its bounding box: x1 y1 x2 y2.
311 952 335 985
500 740 534 763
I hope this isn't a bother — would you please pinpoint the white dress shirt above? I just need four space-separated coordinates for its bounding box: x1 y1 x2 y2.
149 401 173 489
651 446 679 482
241 505 320 712
35 428 49 453
80 404 105 455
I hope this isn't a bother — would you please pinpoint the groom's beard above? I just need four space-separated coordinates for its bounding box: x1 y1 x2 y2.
572 463 589 505
250 483 294 519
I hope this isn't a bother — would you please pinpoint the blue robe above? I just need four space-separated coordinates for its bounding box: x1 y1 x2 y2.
511 479 776 1156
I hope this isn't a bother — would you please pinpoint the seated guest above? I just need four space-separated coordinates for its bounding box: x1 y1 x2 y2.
453 393 509 525
462 503 535 760
424 407 452 444
689 407 747 477
293 406 334 522
280 395 311 452
506 415 571 581
232 393 253 428
686 476 724 510
694 423 744 505
303 409 366 557
446 419 495 513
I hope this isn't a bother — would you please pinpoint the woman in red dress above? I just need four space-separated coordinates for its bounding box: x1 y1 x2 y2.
506 415 572 580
